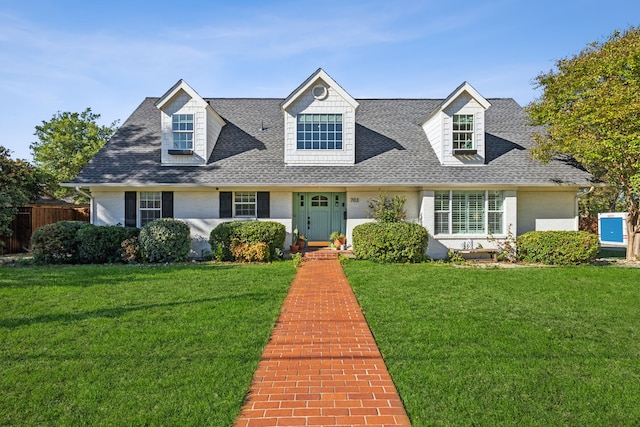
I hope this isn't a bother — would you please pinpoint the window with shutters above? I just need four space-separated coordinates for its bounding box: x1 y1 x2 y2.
140 192 161 226
234 191 256 217
434 190 504 235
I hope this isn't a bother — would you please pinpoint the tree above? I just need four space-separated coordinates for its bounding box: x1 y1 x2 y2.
367 193 407 223
526 27 640 260
30 108 118 201
0 147 42 242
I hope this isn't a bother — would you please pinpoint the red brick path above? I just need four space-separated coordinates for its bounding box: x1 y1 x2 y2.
234 257 411 427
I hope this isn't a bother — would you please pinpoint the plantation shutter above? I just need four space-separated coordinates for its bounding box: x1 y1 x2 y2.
220 191 232 218
162 192 174 218
257 192 270 218
124 191 137 227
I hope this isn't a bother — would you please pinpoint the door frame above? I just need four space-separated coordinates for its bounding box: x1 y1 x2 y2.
293 192 346 243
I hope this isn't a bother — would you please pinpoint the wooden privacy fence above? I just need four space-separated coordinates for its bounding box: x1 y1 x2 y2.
1 203 89 254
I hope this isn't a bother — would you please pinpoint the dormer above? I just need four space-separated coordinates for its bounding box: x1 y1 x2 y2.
421 82 491 166
281 69 359 166
156 79 225 166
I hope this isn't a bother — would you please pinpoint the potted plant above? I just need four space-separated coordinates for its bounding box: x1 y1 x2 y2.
329 231 346 250
297 233 307 250
290 228 300 253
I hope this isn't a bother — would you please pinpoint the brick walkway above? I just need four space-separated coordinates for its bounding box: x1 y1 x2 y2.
234 255 411 427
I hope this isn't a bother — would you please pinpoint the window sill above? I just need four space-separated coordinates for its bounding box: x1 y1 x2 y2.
168 149 194 155
453 149 477 156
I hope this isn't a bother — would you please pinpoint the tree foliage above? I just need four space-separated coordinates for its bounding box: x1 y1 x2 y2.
30 108 118 201
526 27 640 260
367 193 407 223
0 147 42 240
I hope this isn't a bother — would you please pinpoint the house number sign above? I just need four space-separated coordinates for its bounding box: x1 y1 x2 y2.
350 198 359 203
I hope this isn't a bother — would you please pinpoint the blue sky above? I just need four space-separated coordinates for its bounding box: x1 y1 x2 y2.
2 0 639 161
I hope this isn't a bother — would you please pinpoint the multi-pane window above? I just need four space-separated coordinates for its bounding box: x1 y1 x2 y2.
311 195 329 207
139 191 161 226
235 192 256 217
488 191 504 234
172 114 194 150
434 191 504 235
297 114 343 150
453 114 474 150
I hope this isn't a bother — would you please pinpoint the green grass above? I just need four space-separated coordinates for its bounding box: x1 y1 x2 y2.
344 262 640 426
0 263 296 426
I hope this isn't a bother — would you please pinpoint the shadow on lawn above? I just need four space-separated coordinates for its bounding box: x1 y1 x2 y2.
0 292 268 329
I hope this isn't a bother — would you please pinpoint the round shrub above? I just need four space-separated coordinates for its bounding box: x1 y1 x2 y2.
31 221 90 264
209 221 286 262
352 222 429 263
517 230 599 265
139 218 191 263
78 225 139 264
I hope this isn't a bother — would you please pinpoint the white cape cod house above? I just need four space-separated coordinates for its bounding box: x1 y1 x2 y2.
65 69 594 259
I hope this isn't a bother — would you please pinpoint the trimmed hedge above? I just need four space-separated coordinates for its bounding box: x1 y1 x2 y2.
209 221 286 262
139 218 191 263
352 222 429 263
517 230 599 265
78 225 139 264
31 221 91 264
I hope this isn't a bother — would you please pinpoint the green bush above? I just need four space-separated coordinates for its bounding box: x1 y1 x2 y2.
139 218 191 263
31 221 91 264
209 221 286 262
209 222 244 261
78 225 139 264
352 222 429 263
517 230 599 265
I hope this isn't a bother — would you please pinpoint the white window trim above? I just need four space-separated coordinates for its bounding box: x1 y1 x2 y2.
234 191 257 218
452 114 474 151
139 191 162 227
434 190 504 236
172 114 194 150
296 113 344 150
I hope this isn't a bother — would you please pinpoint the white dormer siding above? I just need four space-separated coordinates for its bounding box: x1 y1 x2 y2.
282 69 359 166
156 80 225 166
422 82 490 167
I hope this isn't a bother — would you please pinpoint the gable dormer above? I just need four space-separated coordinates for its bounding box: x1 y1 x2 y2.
281 69 359 166
156 79 225 166
421 82 490 166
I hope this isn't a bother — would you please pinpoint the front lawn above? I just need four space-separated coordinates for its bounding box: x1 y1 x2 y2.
345 262 640 426
0 263 295 426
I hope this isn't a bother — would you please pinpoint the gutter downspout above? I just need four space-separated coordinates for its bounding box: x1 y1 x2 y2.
75 186 94 224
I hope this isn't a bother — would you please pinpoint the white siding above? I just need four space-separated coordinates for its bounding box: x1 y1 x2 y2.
284 83 356 165
442 94 486 166
517 190 578 233
92 190 125 226
422 112 444 163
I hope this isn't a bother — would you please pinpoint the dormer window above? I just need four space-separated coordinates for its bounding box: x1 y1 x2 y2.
297 114 343 150
171 114 194 152
452 114 475 154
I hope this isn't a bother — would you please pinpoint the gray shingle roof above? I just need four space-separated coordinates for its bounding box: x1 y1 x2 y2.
69 97 594 187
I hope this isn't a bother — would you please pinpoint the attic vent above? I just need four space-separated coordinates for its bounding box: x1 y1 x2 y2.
312 84 328 100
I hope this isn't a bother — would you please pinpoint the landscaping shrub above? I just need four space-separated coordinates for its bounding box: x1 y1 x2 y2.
517 230 599 265
209 222 244 261
352 222 429 263
78 225 139 264
121 236 142 264
209 221 286 262
139 218 191 263
231 240 270 262
31 221 90 264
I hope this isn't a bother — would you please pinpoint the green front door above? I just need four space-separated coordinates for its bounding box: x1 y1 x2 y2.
293 192 345 243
